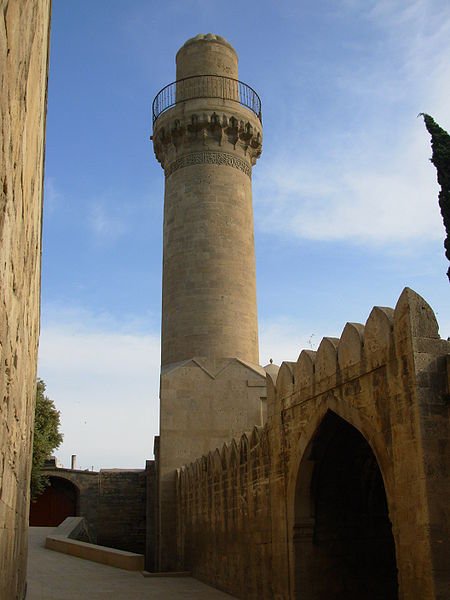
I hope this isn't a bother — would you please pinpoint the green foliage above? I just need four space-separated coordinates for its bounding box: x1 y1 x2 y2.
30 379 63 500
420 113 450 281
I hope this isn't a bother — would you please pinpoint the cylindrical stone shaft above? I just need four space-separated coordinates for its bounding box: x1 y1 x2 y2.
153 34 263 366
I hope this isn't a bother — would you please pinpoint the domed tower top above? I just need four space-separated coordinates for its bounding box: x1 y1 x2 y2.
176 33 238 80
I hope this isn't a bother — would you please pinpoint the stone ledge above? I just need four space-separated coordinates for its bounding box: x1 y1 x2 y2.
45 518 144 571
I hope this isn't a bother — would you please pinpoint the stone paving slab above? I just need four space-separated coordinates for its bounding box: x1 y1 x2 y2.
27 527 235 599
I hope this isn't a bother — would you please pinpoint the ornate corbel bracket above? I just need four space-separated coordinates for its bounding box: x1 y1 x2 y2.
153 110 263 170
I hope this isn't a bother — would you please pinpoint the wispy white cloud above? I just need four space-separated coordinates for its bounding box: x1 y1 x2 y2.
44 177 63 213
38 307 160 470
255 129 441 244
88 201 130 242
255 0 450 247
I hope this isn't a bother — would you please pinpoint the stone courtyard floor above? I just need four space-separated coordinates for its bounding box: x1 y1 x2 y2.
27 527 235 599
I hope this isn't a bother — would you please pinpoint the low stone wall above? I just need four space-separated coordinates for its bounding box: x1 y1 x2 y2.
177 289 450 599
46 517 145 571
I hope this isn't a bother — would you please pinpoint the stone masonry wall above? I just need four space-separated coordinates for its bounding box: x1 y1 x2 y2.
96 469 147 554
40 467 150 555
159 357 266 570
0 1 50 598
177 426 272 596
177 289 450 599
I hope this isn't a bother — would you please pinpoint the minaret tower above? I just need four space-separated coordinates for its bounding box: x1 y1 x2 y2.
152 34 266 570
153 33 262 366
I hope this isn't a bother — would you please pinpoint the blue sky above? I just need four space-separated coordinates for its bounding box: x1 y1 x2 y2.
39 0 450 470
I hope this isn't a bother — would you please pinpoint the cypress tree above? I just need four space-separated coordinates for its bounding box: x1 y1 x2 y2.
420 113 450 281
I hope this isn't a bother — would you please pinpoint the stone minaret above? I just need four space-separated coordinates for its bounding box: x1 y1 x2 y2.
153 33 262 366
152 34 266 570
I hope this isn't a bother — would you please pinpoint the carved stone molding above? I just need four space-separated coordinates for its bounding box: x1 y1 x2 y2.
165 151 252 178
153 111 263 170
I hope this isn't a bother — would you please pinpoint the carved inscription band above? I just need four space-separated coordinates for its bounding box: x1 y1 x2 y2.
165 151 252 178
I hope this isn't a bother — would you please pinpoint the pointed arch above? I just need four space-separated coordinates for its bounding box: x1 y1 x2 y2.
288 408 398 599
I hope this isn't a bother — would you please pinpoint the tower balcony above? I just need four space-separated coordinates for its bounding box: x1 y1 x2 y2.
152 74 262 126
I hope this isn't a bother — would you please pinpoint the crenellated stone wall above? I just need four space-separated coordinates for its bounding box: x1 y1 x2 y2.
0 1 51 598
176 288 450 599
177 425 273 596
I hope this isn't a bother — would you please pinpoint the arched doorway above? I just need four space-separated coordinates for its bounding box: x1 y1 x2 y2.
29 476 78 526
294 411 398 599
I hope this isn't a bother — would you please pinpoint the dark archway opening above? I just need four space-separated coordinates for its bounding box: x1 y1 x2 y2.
29 476 78 526
294 412 398 599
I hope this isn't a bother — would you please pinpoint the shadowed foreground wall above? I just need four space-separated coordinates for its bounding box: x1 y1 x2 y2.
177 289 450 600
0 1 50 598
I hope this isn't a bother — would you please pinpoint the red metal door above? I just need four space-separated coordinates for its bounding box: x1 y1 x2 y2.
29 477 77 526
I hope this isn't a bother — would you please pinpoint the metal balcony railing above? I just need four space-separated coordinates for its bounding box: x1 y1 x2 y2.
152 75 262 125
